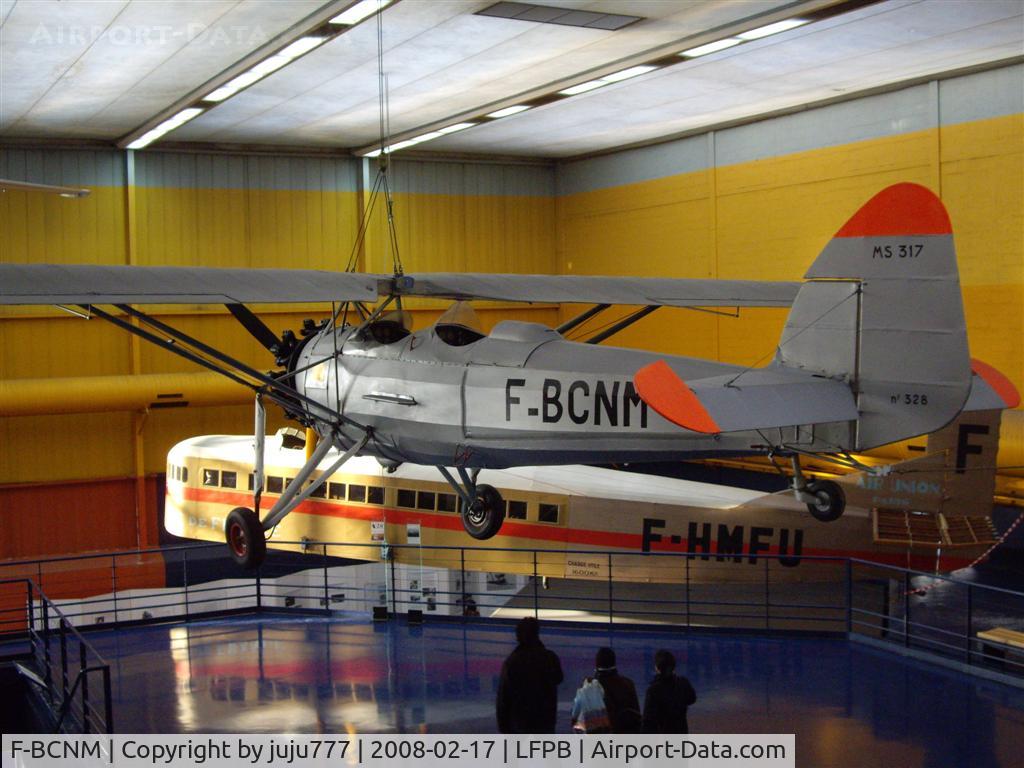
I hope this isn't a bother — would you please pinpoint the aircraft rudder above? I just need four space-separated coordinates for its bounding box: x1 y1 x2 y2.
777 183 972 450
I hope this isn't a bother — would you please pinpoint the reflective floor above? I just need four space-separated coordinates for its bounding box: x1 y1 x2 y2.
66 615 1024 767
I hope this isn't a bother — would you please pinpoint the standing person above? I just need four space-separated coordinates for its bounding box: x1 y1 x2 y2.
496 617 564 733
642 649 697 734
572 647 642 733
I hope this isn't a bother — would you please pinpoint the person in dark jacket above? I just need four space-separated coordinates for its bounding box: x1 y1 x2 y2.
642 649 697 734
496 617 564 733
577 647 642 733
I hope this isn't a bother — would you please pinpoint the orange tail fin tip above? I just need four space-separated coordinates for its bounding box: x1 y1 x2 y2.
834 182 951 237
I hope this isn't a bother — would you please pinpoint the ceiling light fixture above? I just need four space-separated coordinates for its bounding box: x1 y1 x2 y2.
355 1 870 157
330 0 393 26
127 108 204 150
679 38 743 58
737 18 808 40
486 105 531 118
437 122 477 134
122 2 395 150
559 64 657 95
202 34 331 103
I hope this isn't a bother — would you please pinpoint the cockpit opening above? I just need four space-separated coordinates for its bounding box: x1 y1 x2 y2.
435 301 485 346
364 310 412 344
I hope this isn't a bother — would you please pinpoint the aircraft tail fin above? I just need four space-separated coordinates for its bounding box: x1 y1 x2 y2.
839 408 1004 523
776 183 972 450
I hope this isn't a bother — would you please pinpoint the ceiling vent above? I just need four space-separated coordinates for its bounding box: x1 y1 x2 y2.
476 2 642 31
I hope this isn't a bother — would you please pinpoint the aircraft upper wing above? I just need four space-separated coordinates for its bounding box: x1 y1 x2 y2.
395 273 801 307
0 264 800 308
0 264 382 304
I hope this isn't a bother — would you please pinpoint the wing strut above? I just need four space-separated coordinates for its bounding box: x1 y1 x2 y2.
586 305 659 344
556 303 610 336
84 304 363 430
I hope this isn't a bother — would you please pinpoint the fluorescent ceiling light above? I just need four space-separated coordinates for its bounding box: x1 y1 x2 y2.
330 0 392 26
249 55 291 78
601 65 657 82
737 18 808 40
559 64 657 96
408 131 445 144
680 38 742 58
559 80 605 96
205 70 262 101
277 36 328 58
486 105 530 118
204 36 328 102
363 122 478 156
127 108 204 150
438 122 476 134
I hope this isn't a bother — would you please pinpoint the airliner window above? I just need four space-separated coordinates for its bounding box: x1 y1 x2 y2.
437 493 456 513
267 476 283 494
328 482 345 500
397 489 416 508
203 469 219 487
538 503 560 523
309 481 326 499
508 501 527 520
367 486 384 505
417 491 436 511
349 484 366 503
221 471 237 489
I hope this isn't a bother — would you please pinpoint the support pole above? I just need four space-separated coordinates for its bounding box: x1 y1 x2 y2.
253 395 266 516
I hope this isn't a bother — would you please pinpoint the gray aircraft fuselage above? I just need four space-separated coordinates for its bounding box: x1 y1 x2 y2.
292 319 844 468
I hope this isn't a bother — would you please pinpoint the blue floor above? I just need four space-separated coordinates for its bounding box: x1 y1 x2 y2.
64 614 1024 767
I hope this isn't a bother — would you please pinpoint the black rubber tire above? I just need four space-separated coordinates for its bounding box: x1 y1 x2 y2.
461 484 505 540
806 480 846 522
225 507 267 569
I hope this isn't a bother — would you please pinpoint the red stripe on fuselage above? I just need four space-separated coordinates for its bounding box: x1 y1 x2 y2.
176 486 972 569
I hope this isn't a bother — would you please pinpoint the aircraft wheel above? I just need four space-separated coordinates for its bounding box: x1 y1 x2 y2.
225 507 266 569
461 484 505 540
806 480 845 522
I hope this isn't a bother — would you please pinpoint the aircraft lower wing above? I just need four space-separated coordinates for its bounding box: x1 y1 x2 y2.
635 360 858 434
0 264 799 308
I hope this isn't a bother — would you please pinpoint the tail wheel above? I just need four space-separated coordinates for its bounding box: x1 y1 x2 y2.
225 507 266 569
461 484 505 540
806 480 846 522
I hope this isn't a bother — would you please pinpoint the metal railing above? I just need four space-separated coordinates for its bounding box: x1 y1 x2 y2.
0 578 113 733
1 541 1021 683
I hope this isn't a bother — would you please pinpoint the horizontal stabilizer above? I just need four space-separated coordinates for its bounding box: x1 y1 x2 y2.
634 360 857 434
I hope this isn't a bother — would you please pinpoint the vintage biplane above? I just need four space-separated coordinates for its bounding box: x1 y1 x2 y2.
1 183 1018 568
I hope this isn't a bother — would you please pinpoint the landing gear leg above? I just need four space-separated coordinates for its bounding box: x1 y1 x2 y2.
437 466 506 540
790 455 846 522
223 400 370 569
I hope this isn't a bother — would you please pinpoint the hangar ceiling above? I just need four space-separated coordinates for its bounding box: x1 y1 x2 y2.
0 0 1021 159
